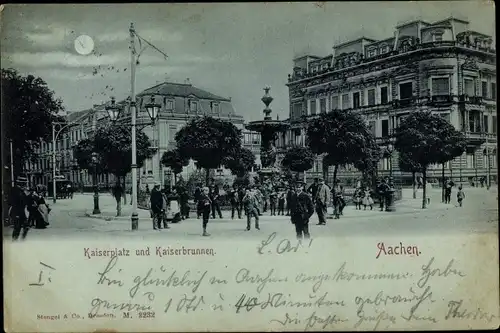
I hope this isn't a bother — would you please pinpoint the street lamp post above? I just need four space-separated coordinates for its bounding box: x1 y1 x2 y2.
387 142 394 179
145 95 161 185
91 152 101 214
51 121 73 203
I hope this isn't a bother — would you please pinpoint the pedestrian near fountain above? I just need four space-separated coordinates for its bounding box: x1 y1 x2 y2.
243 188 260 231
198 187 212 236
290 181 314 240
315 178 330 225
277 189 286 215
457 185 465 207
209 184 223 219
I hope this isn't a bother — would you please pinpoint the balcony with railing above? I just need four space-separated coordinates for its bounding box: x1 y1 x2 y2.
458 95 483 105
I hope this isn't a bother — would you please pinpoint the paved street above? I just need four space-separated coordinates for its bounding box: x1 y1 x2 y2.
3 187 498 241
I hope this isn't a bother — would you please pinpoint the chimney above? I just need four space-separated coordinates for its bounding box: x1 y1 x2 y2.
93 104 99 108
185 78 191 85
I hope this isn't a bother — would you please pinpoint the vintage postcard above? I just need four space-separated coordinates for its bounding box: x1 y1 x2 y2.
2 2 499 332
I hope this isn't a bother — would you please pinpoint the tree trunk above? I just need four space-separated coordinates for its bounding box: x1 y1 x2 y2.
115 180 122 217
205 168 210 186
422 168 427 209
174 173 177 188
412 171 417 199
441 163 445 203
322 158 329 184
122 176 127 205
333 164 338 188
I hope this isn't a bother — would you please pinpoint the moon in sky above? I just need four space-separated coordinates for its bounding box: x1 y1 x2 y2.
74 35 95 55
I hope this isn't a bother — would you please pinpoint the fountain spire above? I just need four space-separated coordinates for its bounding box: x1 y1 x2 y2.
261 86 273 120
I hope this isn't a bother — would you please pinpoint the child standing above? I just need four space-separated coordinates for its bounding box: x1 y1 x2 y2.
457 185 465 207
363 189 374 210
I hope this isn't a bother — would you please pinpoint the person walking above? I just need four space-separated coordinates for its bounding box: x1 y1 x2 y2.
229 184 241 220
290 181 314 240
209 184 223 219
315 178 330 226
10 180 29 240
307 178 320 200
254 186 263 216
425 180 433 205
457 185 465 207
198 187 212 236
444 179 453 204
269 187 278 216
243 188 260 231
277 189 286 215
160 188 171 229
285 186 294 216
149 183 163 230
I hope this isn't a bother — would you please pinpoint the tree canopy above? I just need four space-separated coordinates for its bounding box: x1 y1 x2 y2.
394 111 467 208
2 68 65 178
306 109 378 184
281 146 315 175
394 112 467 169
222 147 256 177
161 149 189 175
74 124 154 177
175 116 242 184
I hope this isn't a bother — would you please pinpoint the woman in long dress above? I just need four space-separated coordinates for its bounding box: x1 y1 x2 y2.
34 192 50 229
425 180 433 205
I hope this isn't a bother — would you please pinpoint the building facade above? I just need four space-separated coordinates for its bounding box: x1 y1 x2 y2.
284 17 497 185
26 81 261 190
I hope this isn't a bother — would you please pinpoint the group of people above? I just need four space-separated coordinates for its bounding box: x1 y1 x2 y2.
192 180 315 239
148 182 189 231
8 180 51 241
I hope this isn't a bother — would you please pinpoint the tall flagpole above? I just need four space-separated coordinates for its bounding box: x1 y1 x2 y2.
130 23 139 230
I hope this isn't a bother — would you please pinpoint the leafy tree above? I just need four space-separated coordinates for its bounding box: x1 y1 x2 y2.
353 136 382 188
161 149 189 184
435 130 467 202
2 68 65 182
223 147 255 177
398 152 423 199
281 146 314 181
307 109 377 187
74 124 154 215
175 116 242 185
394 111 467 209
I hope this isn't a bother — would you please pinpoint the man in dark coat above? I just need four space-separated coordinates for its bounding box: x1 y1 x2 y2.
149 183 163 230
285 186 294 216
229 184 241 219
209 184 223 219
376 179 388 211
289 181 314 240
197 186 212 236
10 180 29 240
307 178 320 200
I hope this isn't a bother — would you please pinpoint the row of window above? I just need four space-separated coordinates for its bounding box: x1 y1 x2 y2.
301 76 496 117
460 111 497 134
141 98 221 113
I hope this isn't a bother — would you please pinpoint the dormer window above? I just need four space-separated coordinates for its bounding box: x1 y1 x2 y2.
367 47 376 58
432 33 443 42
165 99 174 111
210 102 220 113
189 100 198 112
380 44 389 54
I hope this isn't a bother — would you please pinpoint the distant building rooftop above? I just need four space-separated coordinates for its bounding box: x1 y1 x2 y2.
137 82 230 101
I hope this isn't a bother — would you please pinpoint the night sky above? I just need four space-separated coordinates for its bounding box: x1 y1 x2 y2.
1 2 495 120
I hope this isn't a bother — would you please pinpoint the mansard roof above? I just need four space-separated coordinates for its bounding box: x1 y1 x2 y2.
137 82 230 101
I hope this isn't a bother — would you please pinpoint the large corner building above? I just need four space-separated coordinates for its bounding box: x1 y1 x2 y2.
283 17 496 185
